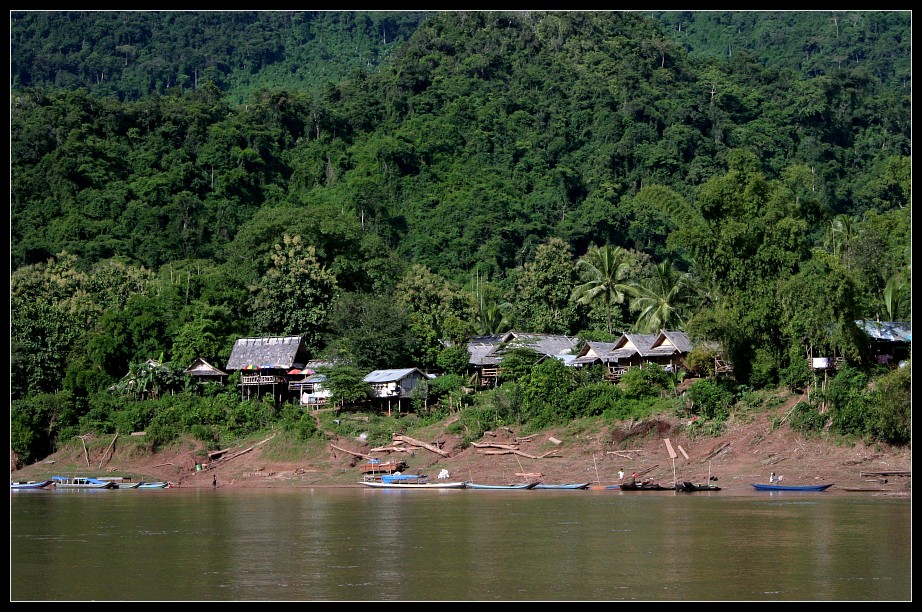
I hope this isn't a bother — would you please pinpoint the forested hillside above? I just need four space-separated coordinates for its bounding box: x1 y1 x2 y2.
9 11 911 465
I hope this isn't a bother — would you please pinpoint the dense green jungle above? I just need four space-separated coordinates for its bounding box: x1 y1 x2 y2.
9 11 911 467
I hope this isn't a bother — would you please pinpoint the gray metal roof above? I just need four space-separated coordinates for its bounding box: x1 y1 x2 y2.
466 332 579 367
363 368 426 383
856 320 911 342
225 336 309 371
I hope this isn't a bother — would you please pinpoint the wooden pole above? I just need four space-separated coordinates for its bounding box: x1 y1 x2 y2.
593 454 601 484
672 457 676 487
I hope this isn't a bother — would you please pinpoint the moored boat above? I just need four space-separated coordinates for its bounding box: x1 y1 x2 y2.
466 482 538 490
675 481 721 492
137 481 172 489
359 472 467 489
751 483 833 491
11 479 54 490
619 482 671 491
532 482 590 490
51 476 118 489
360 480 467 489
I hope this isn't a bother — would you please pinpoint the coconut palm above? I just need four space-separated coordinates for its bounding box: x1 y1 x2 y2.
571 244 634 335
629 259 690 333
477 301 513 335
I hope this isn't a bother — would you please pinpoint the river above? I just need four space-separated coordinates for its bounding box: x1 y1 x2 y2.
10 487 911 601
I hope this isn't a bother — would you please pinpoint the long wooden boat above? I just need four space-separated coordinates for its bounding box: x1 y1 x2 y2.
137 481 172 489
675 481 722 492
51 476 117 489
619 482 672 491
466 482 538 490
532 482 590 490
11 479 54 490
839 487 890 492
751 483 833 491
359 480 468 489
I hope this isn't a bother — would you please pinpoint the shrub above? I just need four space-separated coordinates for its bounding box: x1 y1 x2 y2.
620 364 671 399
685 379 734 420
788 401 827 435
870 361 911 445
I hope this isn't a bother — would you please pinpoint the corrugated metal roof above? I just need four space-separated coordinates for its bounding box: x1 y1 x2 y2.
856 320 911 342
363 368 425 383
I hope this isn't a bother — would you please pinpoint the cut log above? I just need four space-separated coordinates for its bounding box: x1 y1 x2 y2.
548 437 562 446
703 442 731 461
368 445 415 455
515 434 539 442
206 434 277 467
98 432 119 469
471 442 520 450
392 434 450 457
330 444 373 461
481 449 561 459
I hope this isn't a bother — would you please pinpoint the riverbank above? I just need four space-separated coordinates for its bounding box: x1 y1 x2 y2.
12 399 911 495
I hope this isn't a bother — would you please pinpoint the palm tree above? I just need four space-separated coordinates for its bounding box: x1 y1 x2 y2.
477 301 512 335
825 214 859 269
571 244 634 335
629 259 690 333
882 273 909 321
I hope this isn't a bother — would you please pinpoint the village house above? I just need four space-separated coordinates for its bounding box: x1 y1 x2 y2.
363 368 435 415
224 335 312 404
184 357 228 386
466 331 580 387
569 330 694 380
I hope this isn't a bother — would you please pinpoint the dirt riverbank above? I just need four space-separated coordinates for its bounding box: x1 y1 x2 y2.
12 398 911 496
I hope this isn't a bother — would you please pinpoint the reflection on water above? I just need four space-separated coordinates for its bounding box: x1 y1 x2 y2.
11 488 911 601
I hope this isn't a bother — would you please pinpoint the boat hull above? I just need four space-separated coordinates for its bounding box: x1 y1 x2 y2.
11 480 54 490
359 481 467 489
51 476 117 489
619 483 671 491
533 483 590 490
751 483 833 491
466 482 538 490
675 482 722 492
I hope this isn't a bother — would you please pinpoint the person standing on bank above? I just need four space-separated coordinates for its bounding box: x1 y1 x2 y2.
213 475 217 488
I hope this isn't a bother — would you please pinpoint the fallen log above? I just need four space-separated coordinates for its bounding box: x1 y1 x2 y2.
471 442 520 450
481 449 561 459
392 434 450 457
98 432 119 469
210 433 277 465
368 445 415 455
515 434 539 442
208 447 234 460
330 444 373 461
515 472 544 479
703 442 731 461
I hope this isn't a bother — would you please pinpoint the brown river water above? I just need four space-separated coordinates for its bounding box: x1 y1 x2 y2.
10 486 911 601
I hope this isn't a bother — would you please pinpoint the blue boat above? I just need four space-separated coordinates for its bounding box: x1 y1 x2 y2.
11 480 54 490
751 483 833 491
